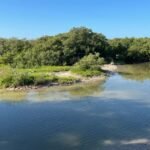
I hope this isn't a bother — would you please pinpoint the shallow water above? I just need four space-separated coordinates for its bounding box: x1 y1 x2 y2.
0 63 150 150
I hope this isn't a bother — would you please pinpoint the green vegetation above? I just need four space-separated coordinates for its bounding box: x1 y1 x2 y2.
0 27 150 88
0 65 79 88
0 72 34 88
0 27 108 68
0 27 149 69
71 53 104 77
109 38 150 63
0 53 103 88
57 77 79 84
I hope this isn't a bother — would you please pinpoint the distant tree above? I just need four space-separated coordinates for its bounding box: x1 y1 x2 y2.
0 27 149 68
63 27 108 65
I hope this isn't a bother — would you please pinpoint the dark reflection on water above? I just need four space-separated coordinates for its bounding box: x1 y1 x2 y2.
0 63 150 150
0 79 106 102
118 62 150 81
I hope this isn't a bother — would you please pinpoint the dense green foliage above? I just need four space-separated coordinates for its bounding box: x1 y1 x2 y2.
0 27 149 68
0 27 108 68
109 38 150 63
74 53 104 70
0 72 34 88
71 53 104 77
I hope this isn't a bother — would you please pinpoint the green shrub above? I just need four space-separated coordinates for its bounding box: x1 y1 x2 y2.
34 75 58 86
71 53 104 77
0 71 34 88
13 73 34 87
74 53 105 71
0 74 13 88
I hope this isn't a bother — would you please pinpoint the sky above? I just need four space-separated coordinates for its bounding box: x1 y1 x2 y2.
0 0 150 39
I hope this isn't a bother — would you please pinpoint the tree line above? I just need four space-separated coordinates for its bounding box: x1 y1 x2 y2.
0 27 149 68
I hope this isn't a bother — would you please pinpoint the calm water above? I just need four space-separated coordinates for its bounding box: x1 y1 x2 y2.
0 63 150 150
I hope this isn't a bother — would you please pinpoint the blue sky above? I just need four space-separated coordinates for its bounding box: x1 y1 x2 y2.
0 0 150 39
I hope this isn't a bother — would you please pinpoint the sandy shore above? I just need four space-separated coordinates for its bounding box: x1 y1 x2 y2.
54 64 118 79
101 64 118 72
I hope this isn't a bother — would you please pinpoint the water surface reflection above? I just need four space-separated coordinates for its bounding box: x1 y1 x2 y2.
0 63 150 150
0 79 105 102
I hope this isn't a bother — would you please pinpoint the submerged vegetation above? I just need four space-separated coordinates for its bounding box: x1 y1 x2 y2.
0 27 149 88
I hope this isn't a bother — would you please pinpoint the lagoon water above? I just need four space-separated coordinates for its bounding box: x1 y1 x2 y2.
0 63 150 150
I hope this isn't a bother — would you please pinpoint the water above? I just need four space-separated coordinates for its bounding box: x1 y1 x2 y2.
0 63 150 150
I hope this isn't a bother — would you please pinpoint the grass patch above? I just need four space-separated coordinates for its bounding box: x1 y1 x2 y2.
33 74 58 86
0 65 79 88
71 69 102 77
0 63 103 88
58 77 80 84
18 66 71 74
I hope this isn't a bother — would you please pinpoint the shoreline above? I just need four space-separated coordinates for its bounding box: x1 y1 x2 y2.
1 64 117 91
101 64 118 72
4 75 106 91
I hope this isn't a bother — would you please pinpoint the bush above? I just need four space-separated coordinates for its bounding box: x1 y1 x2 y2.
74 53 105 71
71 53 104 77
0 71 34 88
34 75 58 86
